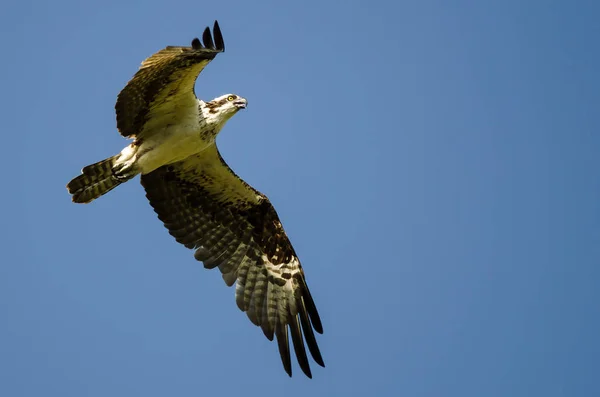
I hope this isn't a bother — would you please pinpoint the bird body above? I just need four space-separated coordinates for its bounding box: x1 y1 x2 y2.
66 21 324 378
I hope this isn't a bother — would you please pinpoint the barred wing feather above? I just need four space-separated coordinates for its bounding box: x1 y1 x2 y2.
140 145 324 377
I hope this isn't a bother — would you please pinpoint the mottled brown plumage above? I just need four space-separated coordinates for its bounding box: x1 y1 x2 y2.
115 21 224 138
141 145 324 378
67 21 325 378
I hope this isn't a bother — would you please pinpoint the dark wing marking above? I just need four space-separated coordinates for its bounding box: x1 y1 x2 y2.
140 144 324 378
115 21 225 139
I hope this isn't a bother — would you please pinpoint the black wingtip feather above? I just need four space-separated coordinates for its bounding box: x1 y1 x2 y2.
202 26 214 50
276 325 292 377
191 37 202 49
290 316 312 378
299 301 325 367
194 21 224 52
300 279 323 334
213 20 225 51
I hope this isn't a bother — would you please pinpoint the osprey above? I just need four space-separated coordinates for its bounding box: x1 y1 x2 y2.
66 21 324 378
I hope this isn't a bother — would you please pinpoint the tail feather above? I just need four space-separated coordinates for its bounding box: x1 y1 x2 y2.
67 155 125 203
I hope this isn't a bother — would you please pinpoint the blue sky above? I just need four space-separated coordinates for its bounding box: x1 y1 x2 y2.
1 0 599 395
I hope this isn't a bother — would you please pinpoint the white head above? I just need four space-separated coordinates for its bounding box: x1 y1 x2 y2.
202 93 248 125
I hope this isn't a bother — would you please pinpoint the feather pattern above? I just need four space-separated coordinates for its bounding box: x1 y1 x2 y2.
115 21 224 139
67 20 324 378
140 144 324 378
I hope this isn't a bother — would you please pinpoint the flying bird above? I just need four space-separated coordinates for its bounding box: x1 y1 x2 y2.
66 21 324 378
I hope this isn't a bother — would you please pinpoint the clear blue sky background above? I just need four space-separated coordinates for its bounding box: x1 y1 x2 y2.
1 0 599 396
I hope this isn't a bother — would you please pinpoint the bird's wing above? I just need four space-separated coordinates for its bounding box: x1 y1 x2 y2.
140 144 324 378
115 21 225 139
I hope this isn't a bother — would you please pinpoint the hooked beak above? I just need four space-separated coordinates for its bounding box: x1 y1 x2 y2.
234 98 247 109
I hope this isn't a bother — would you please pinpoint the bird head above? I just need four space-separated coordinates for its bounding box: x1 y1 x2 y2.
203 94 247 123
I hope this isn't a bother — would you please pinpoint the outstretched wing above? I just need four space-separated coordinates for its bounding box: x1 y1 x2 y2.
140 145 325 378
115 21 225 139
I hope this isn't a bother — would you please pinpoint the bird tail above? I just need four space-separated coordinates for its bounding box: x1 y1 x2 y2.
67 155 133 203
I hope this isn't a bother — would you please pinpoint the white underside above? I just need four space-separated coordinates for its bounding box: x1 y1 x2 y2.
115 114 219 175
112 96 241 176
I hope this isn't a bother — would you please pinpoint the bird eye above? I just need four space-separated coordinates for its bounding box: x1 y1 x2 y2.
227 96 235 101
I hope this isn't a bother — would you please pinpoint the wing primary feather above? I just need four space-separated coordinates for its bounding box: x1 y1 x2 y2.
202 26 215 50
289 315 312 378
306 300 323 334
299 276 323 334
276 324 292 377
191 37 203 49
299 299 325 367
141 153 324 377
213 20 225 51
